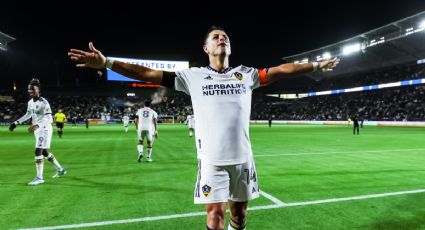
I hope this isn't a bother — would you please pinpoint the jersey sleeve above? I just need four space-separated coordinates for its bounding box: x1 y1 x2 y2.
44 100 52 115
251 67 268 89
251 68 261 90
175 69 191 95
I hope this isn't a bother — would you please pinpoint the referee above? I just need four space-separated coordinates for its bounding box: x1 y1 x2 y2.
54 109 67 138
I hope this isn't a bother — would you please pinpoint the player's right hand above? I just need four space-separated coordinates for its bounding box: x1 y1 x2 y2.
68 42 106 69
155 131 158 139
318 57 340 72
9 122 16 132
28 124 39 133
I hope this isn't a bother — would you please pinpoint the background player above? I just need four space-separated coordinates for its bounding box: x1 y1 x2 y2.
9 79 67 185
134 100 158 162
122 114 130 133
352 114 360 135
84 115 89 129
185 114 195 137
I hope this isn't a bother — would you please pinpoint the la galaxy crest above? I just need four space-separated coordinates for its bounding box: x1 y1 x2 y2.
202 184 211 197
233 72 243 81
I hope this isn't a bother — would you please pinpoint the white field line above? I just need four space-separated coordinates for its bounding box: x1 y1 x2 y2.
259 190 286 205
255 148 425 157
249 188 425 211
19 188 425 230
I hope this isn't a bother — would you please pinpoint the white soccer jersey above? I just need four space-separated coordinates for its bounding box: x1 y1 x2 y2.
175 65 260 165
136 107 158 131
16 97 53 127
123 115 130 124
186 115 195 129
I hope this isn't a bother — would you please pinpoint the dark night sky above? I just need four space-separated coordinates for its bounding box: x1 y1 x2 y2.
1 2 424 88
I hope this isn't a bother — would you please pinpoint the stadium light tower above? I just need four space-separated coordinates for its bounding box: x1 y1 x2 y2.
0 31 16 51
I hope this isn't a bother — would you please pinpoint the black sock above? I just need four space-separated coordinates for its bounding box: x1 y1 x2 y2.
206 226 223 230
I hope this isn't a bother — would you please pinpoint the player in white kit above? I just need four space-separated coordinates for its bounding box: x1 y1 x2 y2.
134 100 158 162
185 114 195 137
9 79 67 186
69 26 339 230
122 114 130 132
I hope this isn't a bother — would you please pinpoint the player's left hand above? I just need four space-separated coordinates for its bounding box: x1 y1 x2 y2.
318 57 340 72
28 124 39 133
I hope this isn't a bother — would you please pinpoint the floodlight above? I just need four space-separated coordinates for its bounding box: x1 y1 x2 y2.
0 31 16 51
342 43 361 55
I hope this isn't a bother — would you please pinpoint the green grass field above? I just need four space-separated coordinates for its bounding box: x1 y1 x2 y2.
1 124 425 229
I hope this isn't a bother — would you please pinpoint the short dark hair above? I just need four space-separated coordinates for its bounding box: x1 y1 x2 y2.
204 25 226 44
29 78 41 89
144 100 152 107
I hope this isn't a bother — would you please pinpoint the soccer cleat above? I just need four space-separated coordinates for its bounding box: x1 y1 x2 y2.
28 177 44 186
138 155 143 163
9 122 17 131
146 158 152 162
52 168 67 178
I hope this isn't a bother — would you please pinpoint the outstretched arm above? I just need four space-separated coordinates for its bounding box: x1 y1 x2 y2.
262 58 340 86
9 104 32 131
15 110 32 125
68 42 164 84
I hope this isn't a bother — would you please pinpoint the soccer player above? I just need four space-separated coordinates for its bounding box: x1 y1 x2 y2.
69 26 339 230
9 79 67 186
122 114 130 133
352 115 360 135
71 113 77 127
134 100 158 162
84 116 89 129
268 115 272 128
54 109 67 138
185 114 195 137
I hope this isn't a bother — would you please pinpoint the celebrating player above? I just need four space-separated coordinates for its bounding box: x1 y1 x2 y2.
69 25 339 230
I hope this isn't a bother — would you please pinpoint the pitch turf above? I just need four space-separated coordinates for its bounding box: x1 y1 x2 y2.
1 124 425 229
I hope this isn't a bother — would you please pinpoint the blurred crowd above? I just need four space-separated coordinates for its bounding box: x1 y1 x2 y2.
2 64 425 123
